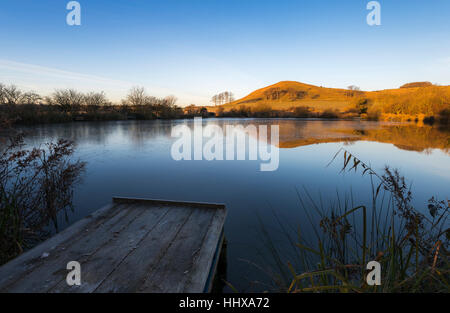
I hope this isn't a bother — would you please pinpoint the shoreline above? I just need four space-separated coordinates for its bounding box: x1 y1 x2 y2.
4 113 449 127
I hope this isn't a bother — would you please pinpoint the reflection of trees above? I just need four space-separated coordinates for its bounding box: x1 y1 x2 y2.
18 121 177 148
124 120 174 146
16 120 450 155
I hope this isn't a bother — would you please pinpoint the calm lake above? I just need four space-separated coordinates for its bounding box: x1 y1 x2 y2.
18 118 450 292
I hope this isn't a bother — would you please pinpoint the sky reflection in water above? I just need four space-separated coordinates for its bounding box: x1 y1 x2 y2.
18 119 450 291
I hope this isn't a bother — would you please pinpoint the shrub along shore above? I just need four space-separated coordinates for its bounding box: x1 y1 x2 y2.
0 84 187 124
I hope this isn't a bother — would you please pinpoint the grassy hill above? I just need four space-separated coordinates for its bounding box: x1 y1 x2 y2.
219 81 353 111
207 81 450 122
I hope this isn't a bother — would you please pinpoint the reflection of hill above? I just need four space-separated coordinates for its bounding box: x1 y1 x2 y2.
14 119 450 156
278 123 450 154
360 126 449 153
198 119 450 154
223 119 449 154
279 137 359 148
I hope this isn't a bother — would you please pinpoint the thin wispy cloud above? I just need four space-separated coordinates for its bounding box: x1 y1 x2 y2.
0 59 130 87
0 59 209 105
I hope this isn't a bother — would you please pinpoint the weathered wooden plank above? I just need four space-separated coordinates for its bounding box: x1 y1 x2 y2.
94 206 194 293
0 203 121 291
138 207 216 293
182 209 227 293
2 204 144 292
50 204 171 293
0 198 227 293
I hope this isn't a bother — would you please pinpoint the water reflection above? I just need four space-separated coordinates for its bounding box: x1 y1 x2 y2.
19 119 449 155
14 119 450 292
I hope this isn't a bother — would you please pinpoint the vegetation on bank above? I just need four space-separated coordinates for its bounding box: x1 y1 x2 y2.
1 81 449 125
0 84 184 125
0 120 85 265
2 80 450 126
214 104 350 119
256 149 449 293
363 85 450 124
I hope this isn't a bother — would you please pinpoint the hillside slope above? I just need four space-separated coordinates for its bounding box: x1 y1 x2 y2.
209 81 450 121
220 81 356 112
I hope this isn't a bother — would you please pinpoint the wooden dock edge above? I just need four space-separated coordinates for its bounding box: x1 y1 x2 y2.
113 197 226 210
113 197 228 293
204 230 225 293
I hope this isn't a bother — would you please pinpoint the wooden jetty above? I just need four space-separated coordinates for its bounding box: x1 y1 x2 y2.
0 197 227 293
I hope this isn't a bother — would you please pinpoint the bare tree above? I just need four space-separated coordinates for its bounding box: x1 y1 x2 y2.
126 86 147 106
348 85 361 91
84 91 108 106
223 91 229 104
3 85 23 105
51 89 84 112
0 83 6 104
211 91 235 106
228 91 235 103
347 85 362 97
22 92 42 105
164 95 178 107
0 84 42 105
211 95 218 106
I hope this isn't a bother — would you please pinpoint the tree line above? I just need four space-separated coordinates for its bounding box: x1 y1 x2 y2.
211 91 234 106
0 83 184 124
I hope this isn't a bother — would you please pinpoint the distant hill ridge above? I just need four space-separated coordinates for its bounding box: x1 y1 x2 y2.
400 82 433 88
235 81 352 104
209 81 450 122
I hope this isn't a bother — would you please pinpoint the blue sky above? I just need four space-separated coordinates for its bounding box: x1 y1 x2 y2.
0 0 449 106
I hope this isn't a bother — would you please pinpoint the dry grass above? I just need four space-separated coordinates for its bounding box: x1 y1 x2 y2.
253 149 449 293
0 126 85 265
208 81 450 122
